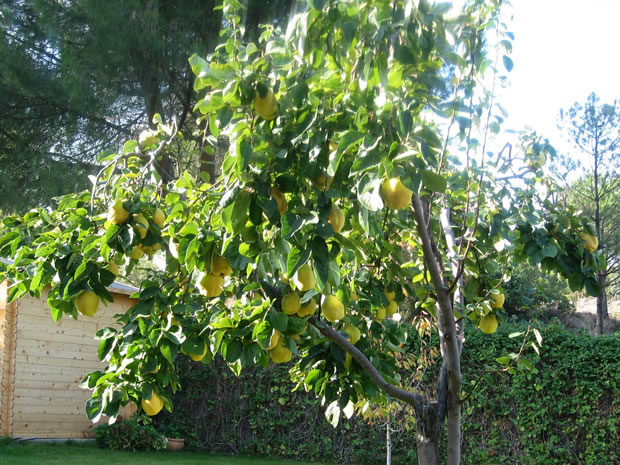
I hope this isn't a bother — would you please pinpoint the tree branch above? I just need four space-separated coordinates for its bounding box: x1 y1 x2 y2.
308 315 424 410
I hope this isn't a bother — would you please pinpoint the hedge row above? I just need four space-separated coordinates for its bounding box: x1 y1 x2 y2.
157 323 618 465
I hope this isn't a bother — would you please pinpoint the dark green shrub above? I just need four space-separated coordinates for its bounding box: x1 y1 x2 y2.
93 414 167 451
162 323 618 465
460 323 619 465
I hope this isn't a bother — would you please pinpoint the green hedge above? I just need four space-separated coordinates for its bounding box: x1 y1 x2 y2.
159 323 618 465
460 324 619 465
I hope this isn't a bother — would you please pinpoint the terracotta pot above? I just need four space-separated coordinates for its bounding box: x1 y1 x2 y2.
167 438 185 451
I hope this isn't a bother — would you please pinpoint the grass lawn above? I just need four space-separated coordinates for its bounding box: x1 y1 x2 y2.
0 441 337 465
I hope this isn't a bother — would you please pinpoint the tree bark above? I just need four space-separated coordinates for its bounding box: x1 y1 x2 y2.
412 196 462 465
597 271 608 333
415 402 440 465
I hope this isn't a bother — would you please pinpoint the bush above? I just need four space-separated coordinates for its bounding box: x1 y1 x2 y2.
503 264 575 316
163 323 618 465
93 414 167 451
460 323 619 465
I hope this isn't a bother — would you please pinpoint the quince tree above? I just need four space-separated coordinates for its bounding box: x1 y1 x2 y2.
0 1 602 464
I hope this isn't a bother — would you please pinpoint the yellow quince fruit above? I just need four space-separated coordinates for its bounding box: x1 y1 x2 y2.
134 213 149 239
141 391 164 416
292 263 316 291
343 323 361 344
479 313 498 334
297 298 317 317
580 232 598 252
198 273 224 298
107 199 129 225
270 187 287 215
322 295 345 322
490 292 505 309
153 208 166 228
75 290 99 317
381 177 413 210
269 340 292 364
282 292 301 315
254 84 278 120
328 204 345 234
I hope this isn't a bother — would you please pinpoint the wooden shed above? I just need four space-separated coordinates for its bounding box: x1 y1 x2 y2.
0 280 137 439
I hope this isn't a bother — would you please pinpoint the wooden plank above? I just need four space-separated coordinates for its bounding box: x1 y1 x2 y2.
16 330 104 347
14 379 81 391
15 354 100 368
15 338 103 357
1 297 18 436
14 404 87 416
12 421 95 434
15 354 102 369
14 390 91 402
14 362 99 377
17 309 119 328
14 372 84 384
16 319 118 339
12 430 94 439
14 412 93 423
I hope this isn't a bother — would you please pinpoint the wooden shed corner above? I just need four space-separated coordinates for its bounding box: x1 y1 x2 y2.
0 281 137 439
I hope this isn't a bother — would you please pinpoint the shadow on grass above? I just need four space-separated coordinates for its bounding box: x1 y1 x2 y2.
0 440 339 465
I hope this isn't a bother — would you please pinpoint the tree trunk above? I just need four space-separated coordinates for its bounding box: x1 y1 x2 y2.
386 418 392 465
415 402 440 465
597 271 608 334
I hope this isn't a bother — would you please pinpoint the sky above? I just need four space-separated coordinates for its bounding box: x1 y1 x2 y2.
498 0 619 156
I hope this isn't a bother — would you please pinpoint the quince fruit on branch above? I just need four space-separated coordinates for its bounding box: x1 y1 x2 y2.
75 290 99 317
479 313 498 334
254 83 278 120
381 177 413 210
580 232 598 252
107 199 129 225
141 391 164 416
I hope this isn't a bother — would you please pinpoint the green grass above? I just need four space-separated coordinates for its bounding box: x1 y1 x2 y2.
0 441 337 465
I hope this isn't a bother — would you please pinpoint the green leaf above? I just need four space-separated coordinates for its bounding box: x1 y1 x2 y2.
287 246 311 278
237 136 252 172
584 277 600 297
421 170 447 193
267 310 289 332
97 338 115 361
282 213 304 239
311 237 329 290
85 396 103 421
357 174 383 211
160 339 177 364
230 191 252 233
542 244 558 258
253 321 274 349
222 339 244 363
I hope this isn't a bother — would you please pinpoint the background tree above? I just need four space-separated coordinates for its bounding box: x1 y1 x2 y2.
557 93 619 333
0 1 601 464
0 0 294 213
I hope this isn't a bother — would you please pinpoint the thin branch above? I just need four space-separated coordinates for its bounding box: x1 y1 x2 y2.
308 315 424 410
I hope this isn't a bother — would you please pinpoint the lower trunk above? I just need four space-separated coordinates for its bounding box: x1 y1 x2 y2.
386 418 392 465
596 271 608 335
416 402 439 465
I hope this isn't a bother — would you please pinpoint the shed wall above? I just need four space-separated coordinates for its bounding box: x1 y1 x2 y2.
6 288 134 438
